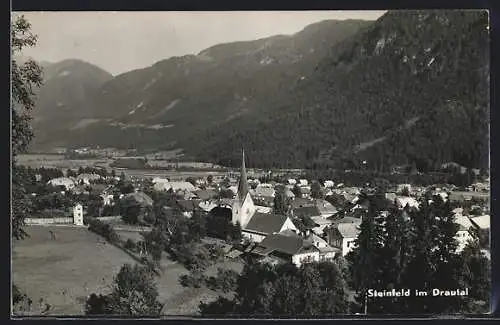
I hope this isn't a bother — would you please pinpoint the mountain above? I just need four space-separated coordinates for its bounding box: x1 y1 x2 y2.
29 19 371 151
29 59 113 148
30 11 489 172
189 10 490 171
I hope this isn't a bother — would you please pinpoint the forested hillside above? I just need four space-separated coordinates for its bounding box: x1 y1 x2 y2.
190 10 489 171
31 19 369 152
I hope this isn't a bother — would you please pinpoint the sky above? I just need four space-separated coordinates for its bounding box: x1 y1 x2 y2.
15 11 386 76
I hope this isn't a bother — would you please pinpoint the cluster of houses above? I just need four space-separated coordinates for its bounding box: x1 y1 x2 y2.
36 151 490 268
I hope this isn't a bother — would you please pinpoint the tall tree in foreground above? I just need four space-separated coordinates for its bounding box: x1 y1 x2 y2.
346 196 385 314
11 15 43 240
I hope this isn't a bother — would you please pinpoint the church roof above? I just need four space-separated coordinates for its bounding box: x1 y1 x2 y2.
237 149 249 201
244 212 288 235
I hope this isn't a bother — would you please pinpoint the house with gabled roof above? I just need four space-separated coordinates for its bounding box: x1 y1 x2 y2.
252 231 320 267
326 223 360 256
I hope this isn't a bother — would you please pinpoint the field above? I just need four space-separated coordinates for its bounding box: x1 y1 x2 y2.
17 154 112 169
12 225 244 316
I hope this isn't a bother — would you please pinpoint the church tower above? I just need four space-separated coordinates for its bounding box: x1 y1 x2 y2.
232 149 255 228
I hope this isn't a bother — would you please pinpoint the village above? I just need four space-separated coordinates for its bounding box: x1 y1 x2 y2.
20 149 491 267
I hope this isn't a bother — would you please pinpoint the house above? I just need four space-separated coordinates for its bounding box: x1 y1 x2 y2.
252 231 320 267
154 181 196 192
76 173 102 185
324 180 335 188
47 177 76 190
395 196 420 210
291 197 315 209
253 184 276 198
298 179 308 186
397 184 412 194
194 189 217 201
470 215 490 230
125 191 154 206
326 223 360 256
293 205 322 219
455 224 473 253
304 232 339 262
199 201 218 212
385 192 397 202
310 216 335 236
449 191 489 202
242 212 297 243
300 186 312 198
315 199 338 217
175 199 200 218
101 193 115 206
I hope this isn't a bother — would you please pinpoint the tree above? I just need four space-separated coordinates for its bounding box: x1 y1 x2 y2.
311 181 323 199
85 264 163 316
12 15 43 240
292 184 302 198
346 197 385 314
273 185 291 215
207 175 213 185
121 197 142 225
185 176 197 187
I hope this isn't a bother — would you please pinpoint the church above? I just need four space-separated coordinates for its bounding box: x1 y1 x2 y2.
231 150 297 242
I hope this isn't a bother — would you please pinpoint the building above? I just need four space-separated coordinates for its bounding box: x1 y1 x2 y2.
304 232 339 262
76 173 102 185
73 203 84 226
326 223 360 256
242 212 297 242
47 177 76 190
395 196 420 210
252 232 320 267
232 149 297 242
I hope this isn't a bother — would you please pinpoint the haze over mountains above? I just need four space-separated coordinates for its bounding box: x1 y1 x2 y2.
27 10 489 171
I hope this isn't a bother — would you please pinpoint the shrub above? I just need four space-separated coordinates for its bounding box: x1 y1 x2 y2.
87 218 119 244
179 271 207 288
124 239 137 252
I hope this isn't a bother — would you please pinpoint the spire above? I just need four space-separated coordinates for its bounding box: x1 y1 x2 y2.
237 148 249 201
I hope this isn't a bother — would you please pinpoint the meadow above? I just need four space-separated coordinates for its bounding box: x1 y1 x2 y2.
12 225 243 316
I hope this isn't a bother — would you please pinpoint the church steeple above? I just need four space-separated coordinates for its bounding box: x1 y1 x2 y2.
237 148 249 201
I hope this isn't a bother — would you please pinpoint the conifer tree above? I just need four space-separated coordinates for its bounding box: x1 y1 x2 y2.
347 196 385 314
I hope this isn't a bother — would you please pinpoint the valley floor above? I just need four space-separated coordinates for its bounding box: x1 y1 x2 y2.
12 225 243 316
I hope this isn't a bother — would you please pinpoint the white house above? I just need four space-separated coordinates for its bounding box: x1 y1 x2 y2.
395 196 420 210
299 179 309 186
327 223 360 257
254 232 320 268
48 177 76 190
324 180 335 188
397 184 412 194
76 173 102 185
73 203 84 226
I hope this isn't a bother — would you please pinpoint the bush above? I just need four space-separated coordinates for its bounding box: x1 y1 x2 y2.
206 268 239 293
124 239 137 252
87 218 120 244
179 271 207 288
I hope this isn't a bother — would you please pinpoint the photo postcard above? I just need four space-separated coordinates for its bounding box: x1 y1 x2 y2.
11 9 491 317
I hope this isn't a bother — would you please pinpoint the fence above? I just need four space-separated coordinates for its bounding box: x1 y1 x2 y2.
95 216 122 222
25 217 74 225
